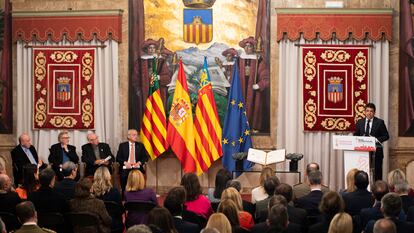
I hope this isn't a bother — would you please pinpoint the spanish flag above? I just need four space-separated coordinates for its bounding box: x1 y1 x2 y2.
194 57 223 172
140 58 168 160
167 59 202 174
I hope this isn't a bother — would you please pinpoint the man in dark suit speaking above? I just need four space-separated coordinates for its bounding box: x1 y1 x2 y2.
116 129 148 190
354 103 389 180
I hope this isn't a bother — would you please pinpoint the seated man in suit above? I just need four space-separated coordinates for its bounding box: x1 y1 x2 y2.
293 162 330 200
81 132 114 177
54 161 77 200
11 133 44 186
295 170 324 217
343 170 374 216
48 131 79 180
116 129 149 191
14 201 55 233
361 180 390 228
373 219 396 233
0 174 21 214
365 193 414 233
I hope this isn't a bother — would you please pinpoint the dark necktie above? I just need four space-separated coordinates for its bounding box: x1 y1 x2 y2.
365 119 371 136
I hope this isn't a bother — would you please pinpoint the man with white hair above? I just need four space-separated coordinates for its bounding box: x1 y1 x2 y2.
81 132 114 177
48 131 79 180
116 129 148 190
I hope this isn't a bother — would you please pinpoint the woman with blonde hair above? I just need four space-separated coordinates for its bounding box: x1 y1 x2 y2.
205 213 232 233
327 212 352 233
340 168 358 195
221 187 254 230
251 166 274 203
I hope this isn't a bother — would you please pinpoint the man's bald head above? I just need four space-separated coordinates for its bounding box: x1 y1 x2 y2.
306 162 320 175
0 174 11 191
19 133 32 149
373 219 396 233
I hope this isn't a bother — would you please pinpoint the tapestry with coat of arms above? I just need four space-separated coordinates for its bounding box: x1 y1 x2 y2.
33 47 95 129
302 45 369 132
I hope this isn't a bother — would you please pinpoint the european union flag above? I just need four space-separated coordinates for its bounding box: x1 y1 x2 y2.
222 60 253 174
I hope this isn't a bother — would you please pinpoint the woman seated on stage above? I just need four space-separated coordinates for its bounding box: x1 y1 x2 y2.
180 173 213 219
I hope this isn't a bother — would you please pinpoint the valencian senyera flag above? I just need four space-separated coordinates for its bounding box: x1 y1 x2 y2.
222 61 253 174
140 58 168 160
167 58 202 174
194 57 223 173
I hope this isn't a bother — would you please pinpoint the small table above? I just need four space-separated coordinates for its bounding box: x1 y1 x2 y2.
232 170 302 183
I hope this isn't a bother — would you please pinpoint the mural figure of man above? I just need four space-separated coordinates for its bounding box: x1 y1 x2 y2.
220 48 238 83
140 38 172 109
238 36 270 133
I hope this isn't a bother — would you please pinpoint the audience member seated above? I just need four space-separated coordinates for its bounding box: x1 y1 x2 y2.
15 164 39 200
252 203 293 233
308 191 345 233
217 199 248 233
208 168 232 205
251 167 274 204
14 201 56 233
221 187 254 230
205 213 232 233
327 212 352 233
164 187 200 233
395 180 414 214
0 174 21 214
81 132 115 177
293 162 330 200
69 178 111 233
28 168 68 214
126 224 153 233
295 170 324 217
275 183 307 229
48 131 79 180
124 169 158 225
339 168 358 196
360 180 390 228
11 133 44 186
387 169 414 196
255 176 280 222
373 219 396 233
365 193 414 233
343 170 374 216
226 179 255 216
116 129 149 191
54 161 77 200
148 207 178 233
181 173 213 219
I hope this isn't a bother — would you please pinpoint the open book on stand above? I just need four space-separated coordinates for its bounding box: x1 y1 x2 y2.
247 148 286 166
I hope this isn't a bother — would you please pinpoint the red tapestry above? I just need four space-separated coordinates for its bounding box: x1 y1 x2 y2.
33 47 95 129
302 45 369 132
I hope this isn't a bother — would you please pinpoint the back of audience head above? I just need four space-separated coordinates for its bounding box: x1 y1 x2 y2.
306 162 320 175
345 168 358 192
0 174 11 192
394 179 409 195
180 173 202 201
22 164 38 193
268 195 288 210
126 170 145 192
74 178 92 198
354 170 369 190
126 224 153 233
266 204 288 230
39 168 55 188
373 218 397 233
201 228 220 233
15 201 37 224
164 186 187 216
62 161 77 178
372 180 389 201
264 176 280 196
275 183 293 203
387 169 406 189
259 167 274 186
217 199 240 227
327 212 352 233
148 207 177 233
221 187 243 211
308 170 322 186
205 213 232 233
381 193 402 217
92 166 112 196
214 168 232 199
226 179 241 192
319 191 345 219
